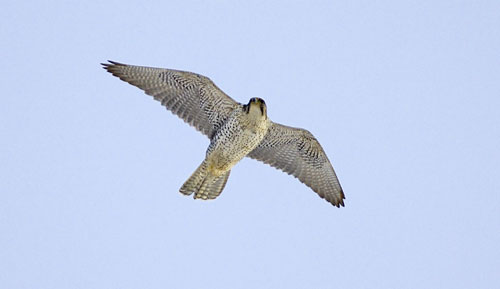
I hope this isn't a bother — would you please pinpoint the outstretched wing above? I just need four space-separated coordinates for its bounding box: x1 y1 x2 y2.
248 122 345 207
102 61 240 138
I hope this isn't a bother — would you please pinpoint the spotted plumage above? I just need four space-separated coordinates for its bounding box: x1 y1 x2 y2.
102 61 345 207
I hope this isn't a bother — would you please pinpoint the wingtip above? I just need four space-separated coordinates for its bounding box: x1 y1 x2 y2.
331 201 344 208
101 60 125 68
107 60 124 65
100 61 111 70
337 190 346 208
329 189 345 208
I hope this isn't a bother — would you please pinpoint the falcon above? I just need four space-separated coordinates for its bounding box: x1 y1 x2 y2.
102 61 345 207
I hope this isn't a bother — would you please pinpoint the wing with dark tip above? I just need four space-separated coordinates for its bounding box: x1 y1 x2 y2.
102 61 240 138
248 122 345 207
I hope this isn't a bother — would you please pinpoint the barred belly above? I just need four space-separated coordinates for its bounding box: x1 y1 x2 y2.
205 113 268 176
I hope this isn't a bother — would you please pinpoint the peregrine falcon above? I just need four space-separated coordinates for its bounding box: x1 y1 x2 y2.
102 61 345 207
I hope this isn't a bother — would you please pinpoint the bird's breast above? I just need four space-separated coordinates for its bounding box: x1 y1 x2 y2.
206 115 270 175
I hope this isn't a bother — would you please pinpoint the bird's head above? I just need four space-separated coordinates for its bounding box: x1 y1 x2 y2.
244 97 267 118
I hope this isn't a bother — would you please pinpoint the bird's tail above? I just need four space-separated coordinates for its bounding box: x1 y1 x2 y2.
179 161 231 200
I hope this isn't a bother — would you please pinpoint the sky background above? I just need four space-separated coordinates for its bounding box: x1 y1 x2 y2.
1 0 499 288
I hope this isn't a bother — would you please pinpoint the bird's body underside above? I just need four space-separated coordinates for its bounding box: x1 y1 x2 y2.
102 61 345 207
181 99 270 199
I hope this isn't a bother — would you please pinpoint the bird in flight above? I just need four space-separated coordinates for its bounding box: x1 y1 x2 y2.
102 61 345 207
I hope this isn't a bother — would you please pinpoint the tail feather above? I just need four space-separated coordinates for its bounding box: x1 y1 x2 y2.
179 161 207 196
195 170 230 200
179 161 231 200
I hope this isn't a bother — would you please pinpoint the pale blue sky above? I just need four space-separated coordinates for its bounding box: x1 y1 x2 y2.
1 0 499 288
